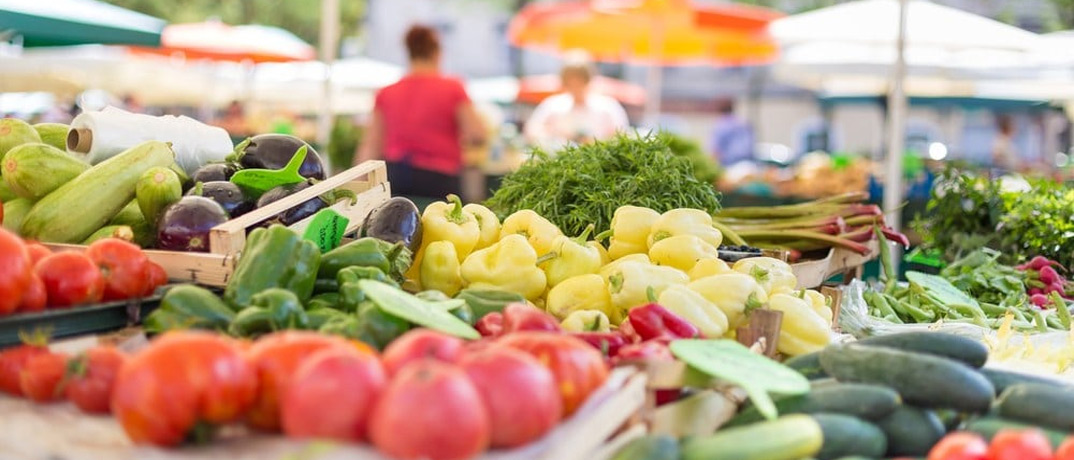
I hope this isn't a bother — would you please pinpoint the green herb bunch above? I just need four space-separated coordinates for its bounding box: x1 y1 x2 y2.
485 133 722 236
912 167 1006 260
664 133 720 184
998 180 1074 270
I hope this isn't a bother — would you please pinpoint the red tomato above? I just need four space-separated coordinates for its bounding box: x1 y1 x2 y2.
0 343 49 395
1056 436 1074 460
142 261 167 297
928 432 988 460
111 331 258 446
35 252 105 308
988 429 1054 460
460 347 562 448
23 242 52 266
381 328 464 376
281 347 387 442
497 332 609 415
19 352 68 402
246 331 359 431
369 360 490 460
86 238 149 301
65 346 127 414
16 274 46 313
0 228 32 314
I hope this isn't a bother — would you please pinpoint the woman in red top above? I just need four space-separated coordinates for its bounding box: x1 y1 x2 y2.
356 25 486 199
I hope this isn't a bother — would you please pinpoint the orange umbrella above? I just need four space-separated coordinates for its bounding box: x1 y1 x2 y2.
517 74 647 105
131 21 315 63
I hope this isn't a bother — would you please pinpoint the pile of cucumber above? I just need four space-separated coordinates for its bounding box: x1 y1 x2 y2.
613 331 1074 460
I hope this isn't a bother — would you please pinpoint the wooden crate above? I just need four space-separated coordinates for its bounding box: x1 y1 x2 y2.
792 240 879 289
50 161 391 287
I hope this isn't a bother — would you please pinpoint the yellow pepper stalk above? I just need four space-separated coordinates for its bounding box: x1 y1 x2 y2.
560 309 612 332
649 234 719 272
598 253 651 281
463 203 501 250
499 209 563 256
419 241 464 297
687 273 767 329
606 261 689 323
688 258 732 281
460 234 547 301
733 257 798 295
647 208 723 249
541 224 603 287
657 284 728 338
604 206 660 260
802 289 834 326
405 194 481 281
768 293 831 356
546 274 613 319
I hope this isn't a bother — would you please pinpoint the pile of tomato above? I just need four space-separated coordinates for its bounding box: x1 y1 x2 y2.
930 430 1074 460
0 228 167 315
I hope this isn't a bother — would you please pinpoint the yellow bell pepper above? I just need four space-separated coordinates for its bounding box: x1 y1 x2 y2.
647 208 723 249
605 206 660 260
649 234 719 272
657 284 728 338
593 240 611 266
688 258 732 280
541 224 603 287
419 241 464 297
405 194 481 281
606 261 689 323
546 274 613 319
768 293 831 356
499 209 563 256
560 309 612 333
598 253 651 281
461 234 547 301
802 289 834 326
733 257 798 295
687 273 768 329
462 203 501 250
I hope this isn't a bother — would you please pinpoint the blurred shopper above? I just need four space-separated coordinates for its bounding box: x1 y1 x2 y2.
356 24 486 199
524 50 629 152
710 98 755 167
992 114 1020 173
217 100 251 138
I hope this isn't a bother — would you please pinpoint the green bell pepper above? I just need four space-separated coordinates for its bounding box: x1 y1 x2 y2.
319 238 408 280
228 288 310 337
306 308 350 330
224 225 321 308
308 292 342 311
319 301 410 350
337 267 397 312
144 285 235 333
417 290 474 325
455 288 526 321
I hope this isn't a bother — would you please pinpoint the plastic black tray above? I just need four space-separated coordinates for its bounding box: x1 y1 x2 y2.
0 294 163 347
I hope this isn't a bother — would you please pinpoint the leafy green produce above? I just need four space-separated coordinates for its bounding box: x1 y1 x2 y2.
664 133 719 184
485 133 722 236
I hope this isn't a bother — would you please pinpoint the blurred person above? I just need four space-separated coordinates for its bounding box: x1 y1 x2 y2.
992 114 1020 173
710 98 755 167
524 50 629 151
217 100 251 137
121 94 144 114
356 24 486 199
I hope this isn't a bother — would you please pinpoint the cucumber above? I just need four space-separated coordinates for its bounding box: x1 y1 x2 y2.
785 351 829 380
727 383 900 427
857 332 988 368
82 225 134 245
610 434 679 460
2 143 88 199
811 413 887 460
681 414 823 460
136 166 182 227
964 416 1069 449
933 408 965 432
995 383 1074 431
981 367 1072 395
875 406 945 457
3 198 33 233
819 343 994 412
21 141 175 243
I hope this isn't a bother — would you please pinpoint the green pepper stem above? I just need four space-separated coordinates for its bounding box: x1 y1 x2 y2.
573 224 596 244
595 229 614 242
535 252 558 265
744 292 764 314
646 286 658 303
445 194 469 224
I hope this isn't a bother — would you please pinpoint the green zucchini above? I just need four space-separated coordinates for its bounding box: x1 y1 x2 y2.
785 351 829 380
32 123 68 151
2 143 88 199
875 406 946 457
82 225 134 245
109 200 155 247
819 343 994 412
2 198 33 233
136 166 182 226
964 416 1069 449
610 434 680 460
727 383 900 427
0 181 16 202
681 414 823 460
981 367 1072 395
21 141 175 243
811 413 887 460
857 332 988 368
995 383 1074 431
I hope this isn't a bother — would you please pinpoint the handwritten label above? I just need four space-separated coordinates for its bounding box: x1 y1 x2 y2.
303 208 350 252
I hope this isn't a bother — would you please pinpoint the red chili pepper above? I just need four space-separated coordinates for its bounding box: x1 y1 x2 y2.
628 303 699 341
501 303 562 334
618 319 642 344
475 312 504 337
613 340 674 364
571 332 630 358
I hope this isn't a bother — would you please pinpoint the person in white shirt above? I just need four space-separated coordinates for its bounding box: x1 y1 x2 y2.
524 50 630 152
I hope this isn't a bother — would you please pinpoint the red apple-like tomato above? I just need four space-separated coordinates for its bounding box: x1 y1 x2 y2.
65 346 127 414
460 347 563 447
381 328 464 376
35 252 105 308
497 331 609 415
281 347 387 442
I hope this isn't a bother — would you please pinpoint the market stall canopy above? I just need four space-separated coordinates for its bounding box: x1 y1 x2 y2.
0 0 165 47
467 75 647 106
131 21 315 63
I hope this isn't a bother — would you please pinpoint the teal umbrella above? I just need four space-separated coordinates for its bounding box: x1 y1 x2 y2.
0 0 164 47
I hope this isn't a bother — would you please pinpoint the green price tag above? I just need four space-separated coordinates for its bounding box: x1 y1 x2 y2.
670 339 810 420
358 279 481 339
230 145 309 197
302 208 350 252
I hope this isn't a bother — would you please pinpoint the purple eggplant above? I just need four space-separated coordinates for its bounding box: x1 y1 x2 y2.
190 181 254 218
192 163 240 183
359 197 422 252
236 134 325 180
157 196 229 252
256 180 322 227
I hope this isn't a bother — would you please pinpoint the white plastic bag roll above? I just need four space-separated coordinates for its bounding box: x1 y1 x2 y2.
69 106 233 175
